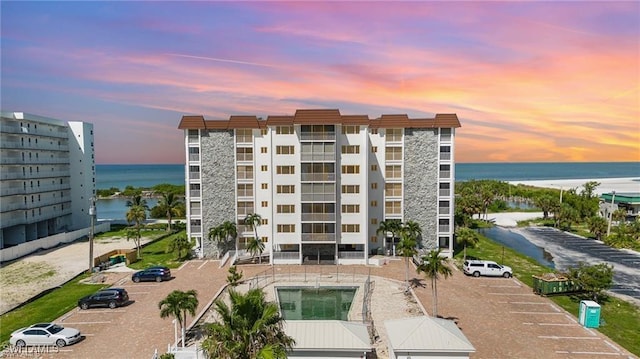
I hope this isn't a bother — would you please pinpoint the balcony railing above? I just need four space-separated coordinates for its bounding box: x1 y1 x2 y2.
440 152 451 161
301 233 336 242
301 213 336 221
300 133 335 141
189 172 200 180
439 207 450 215
438 225 450 232
190 225 202 233
301 193 336 202
439 189 451 197
300 173 335 182
188 136 199 144
300 153 335 161
190 208 201 216
338 251 365 259
189 190 200 198
188 154 200 162
439 171 451 179
273 252 300 260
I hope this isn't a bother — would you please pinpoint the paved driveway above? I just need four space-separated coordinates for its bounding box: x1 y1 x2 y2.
31 259 636 359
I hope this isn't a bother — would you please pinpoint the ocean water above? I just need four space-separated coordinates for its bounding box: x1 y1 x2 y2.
95 162 639 220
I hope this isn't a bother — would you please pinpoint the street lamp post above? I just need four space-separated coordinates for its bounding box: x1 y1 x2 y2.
88 197 96 273
606 191 616 238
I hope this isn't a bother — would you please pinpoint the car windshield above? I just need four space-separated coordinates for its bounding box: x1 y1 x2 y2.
48 325 64 334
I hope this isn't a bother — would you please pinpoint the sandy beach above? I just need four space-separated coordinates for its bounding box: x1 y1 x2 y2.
508 176 639 195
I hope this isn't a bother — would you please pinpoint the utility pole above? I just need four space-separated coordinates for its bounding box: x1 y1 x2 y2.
88 196 96 273
606 191 616 238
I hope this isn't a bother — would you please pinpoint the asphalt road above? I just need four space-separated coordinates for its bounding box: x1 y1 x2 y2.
523 227 640 302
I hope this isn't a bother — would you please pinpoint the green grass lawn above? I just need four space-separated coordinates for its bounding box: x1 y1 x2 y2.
0 274 108 343
128 230 187 270
457 234 640 356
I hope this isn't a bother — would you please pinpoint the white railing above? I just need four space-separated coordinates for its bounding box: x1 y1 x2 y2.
301 213 336 221
338 251 365 259
301 233 336 242
440 152 451 161
300 132 335 141
300 173 336 182
439 189 450 197
438 207 450 215
439 171 451 178
300 152 335 161
438 225 450 232
273 251 300 260
301 193 336 202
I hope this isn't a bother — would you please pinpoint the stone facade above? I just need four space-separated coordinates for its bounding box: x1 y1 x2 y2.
200 130 236 257
403 128 439 249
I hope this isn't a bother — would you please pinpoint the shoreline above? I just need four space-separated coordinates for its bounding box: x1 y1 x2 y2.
507 176 639 195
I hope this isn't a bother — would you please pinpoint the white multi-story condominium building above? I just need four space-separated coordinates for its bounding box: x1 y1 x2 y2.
0 111 95 253
179 109 459 265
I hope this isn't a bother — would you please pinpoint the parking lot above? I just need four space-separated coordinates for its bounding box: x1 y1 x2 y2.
525 227 640 301
27 259 636 359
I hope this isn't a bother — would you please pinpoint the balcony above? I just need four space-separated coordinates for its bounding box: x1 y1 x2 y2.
189 190 201 198
338 251 365 259
300 173 335 182
438 225 450 232
301 193 336 202
301 213 336 222
300 152 335 161
438 207 450 215
439 189 451 197
189 172 201 180
188 154 200 162
190 208 201 216
439 171 451 179
188 136 199 144
273 252 300 260
300 132 335 141
440 152 451 161
190 225 202 233
301 233 336 242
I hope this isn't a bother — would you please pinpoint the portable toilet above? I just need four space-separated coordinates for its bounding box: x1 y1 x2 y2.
579 300 601 328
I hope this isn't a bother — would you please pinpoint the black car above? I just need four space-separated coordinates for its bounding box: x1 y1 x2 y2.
132 266 171 283
78 288 129 309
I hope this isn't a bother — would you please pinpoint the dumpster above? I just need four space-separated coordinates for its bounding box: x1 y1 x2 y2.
109 254 126 265
579 300 601 328
532 273 582 296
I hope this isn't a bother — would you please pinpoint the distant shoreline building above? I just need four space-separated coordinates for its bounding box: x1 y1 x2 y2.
178 109 459 264
0 112 95 258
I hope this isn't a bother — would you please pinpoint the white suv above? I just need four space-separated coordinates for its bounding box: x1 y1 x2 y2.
463 260 512 278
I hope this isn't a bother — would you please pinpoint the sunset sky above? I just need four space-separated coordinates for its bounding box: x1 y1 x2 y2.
1 1 638 164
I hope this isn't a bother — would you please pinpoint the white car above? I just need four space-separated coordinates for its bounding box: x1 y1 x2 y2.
463 260 513 278
10 323 82 348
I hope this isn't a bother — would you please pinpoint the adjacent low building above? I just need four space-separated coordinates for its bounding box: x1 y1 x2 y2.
599 192 640 222
178 109 460 264
0 111 95 261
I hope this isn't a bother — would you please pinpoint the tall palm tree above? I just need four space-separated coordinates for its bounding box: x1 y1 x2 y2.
158 290 199 348
244 213 262 260
126 194 149 210
416 249 452 317
125 204 147 259
202 288 294 359
246 238 265 264
158 192 182 232
396 232 417 291
403 220 422 241
455 227 480 262
220 221 238 252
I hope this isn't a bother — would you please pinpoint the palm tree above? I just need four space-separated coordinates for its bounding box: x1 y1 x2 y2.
396 232 417 291
158 192 182 232
403 220 422 242
202 288 294 359
220 221 238 252
376 220 401 255
587 216 608 240
247 237 265 264
244 213 262 261
126 204 147 258
416 249 452 317
126 194 149 210
167 235 194 260
158 290 199 348
455 227 480 262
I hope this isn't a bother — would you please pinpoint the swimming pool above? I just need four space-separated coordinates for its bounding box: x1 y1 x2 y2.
276 286 357 320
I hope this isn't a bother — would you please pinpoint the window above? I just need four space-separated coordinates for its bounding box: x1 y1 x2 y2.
386 128 403 142
385 201 402 214
261 183 268 190
370 128 378 134
237 184 253 197
261 236 268 243
276 145 295 154
237 201 254 215
371 146 378 153
385 165 402 178
371 183 378 189
341 204 360 213
277 185 295 194
341 165 360 174
385 183 402 196
341 224 360 233
370 235 378 243
342 125 359 134
276 126 294 134
261 165 268 171
370 200 378 207
261 129 268 136
371 218 378 225
277 204 295 213
277 224 295 233
341 145 360 154
236 148 253 161
261 147 268 153
237 166 254 179
385 147 402 161
261 201 268 207
277 165 295 174
371 164 378 171
236 129 253 143
341 185 360 194
261 219 269 225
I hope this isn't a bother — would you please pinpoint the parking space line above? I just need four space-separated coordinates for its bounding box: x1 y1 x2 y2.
539 336 600 340
510 311 564 315
565 314 577 322
177 262 189 271
604 340 622 353
126 291 150 295
584 328 597 337
62 321 112 324
537 323 578 326
555 351 621 356
76 310 126 314
197 260 210 270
